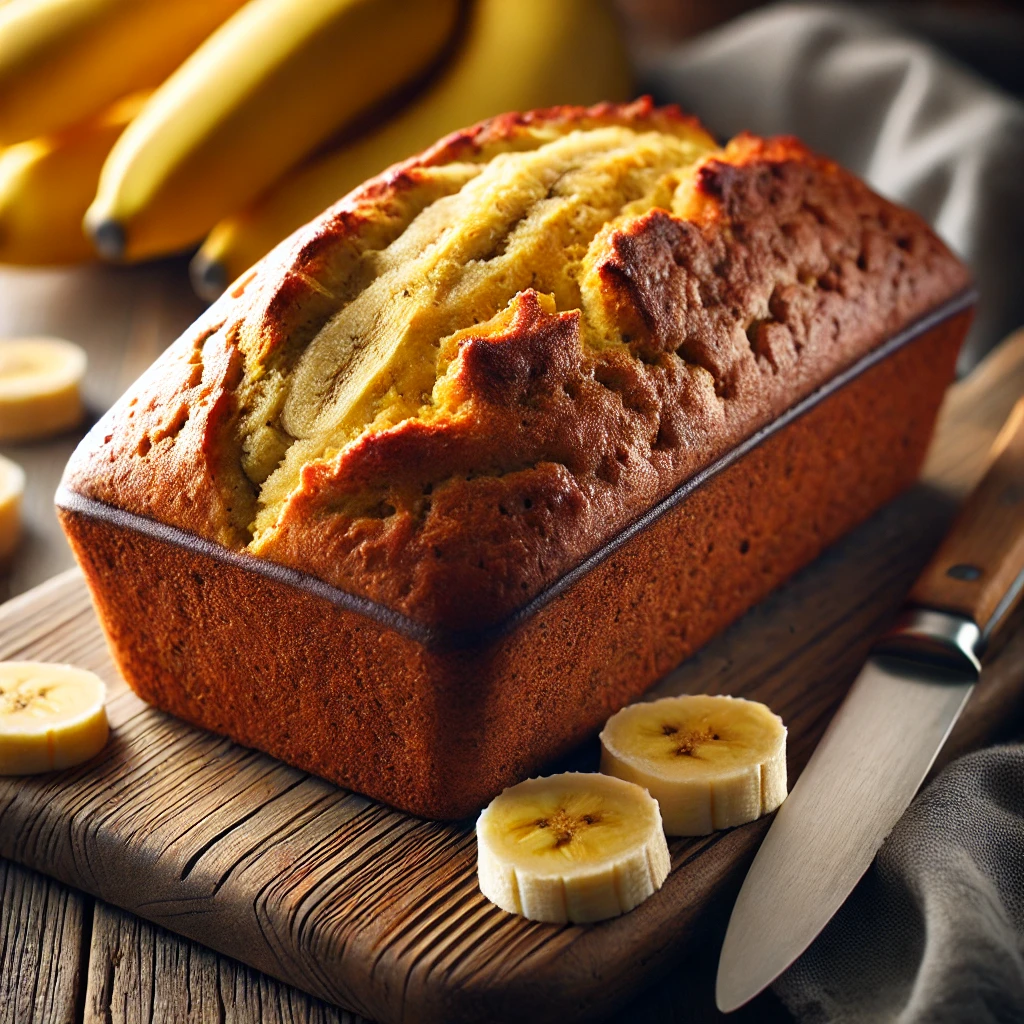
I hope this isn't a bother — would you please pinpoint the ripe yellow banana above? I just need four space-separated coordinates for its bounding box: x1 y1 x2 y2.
191 0 634 298
600 695 788 836
0 0 246 145
0 662 109 774
476 772 670 924
0 453 25 562
0 92 147 265
86 0 461 263
0 336 87 441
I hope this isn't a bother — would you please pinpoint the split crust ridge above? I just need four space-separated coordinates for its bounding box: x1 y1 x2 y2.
64 98 971 631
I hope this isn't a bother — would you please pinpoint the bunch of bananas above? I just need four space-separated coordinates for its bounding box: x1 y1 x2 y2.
0 0 632 297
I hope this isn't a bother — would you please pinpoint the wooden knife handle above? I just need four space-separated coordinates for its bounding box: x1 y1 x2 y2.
910 397 1024 639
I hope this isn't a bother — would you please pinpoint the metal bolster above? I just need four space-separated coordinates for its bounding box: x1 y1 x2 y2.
875 608 982 678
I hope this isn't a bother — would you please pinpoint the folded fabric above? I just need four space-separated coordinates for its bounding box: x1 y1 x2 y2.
773 745 1024 1023
641 6 1024 1019
637 1 1024 371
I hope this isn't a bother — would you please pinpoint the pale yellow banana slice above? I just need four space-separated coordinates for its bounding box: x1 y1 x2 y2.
476 772 670 924
0 453 25 562
0 336 86 441
600 695 787 836
0 662 109 775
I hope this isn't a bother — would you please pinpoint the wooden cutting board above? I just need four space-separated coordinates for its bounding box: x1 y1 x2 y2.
2 334 1024 1024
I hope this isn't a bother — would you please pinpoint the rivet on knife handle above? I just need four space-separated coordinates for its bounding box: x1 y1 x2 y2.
908 397 1024 645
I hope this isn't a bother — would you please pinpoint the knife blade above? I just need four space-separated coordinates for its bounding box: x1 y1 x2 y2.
716 397 1024 1013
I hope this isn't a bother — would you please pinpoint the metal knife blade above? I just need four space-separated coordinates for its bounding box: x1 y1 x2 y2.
715 646 975 1013
716 396 1024 1014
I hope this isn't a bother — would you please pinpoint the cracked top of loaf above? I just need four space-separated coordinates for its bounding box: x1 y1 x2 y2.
63 99 971 632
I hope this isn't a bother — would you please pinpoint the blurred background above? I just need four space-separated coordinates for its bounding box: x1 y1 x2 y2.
0 5 1022 1024
0 0 1021 604
622 0 1024 100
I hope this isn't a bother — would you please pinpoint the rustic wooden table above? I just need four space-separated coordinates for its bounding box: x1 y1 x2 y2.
0 261 795 1024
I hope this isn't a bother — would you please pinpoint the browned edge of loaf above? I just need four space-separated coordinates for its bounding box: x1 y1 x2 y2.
58 99 973 634
58 306 970 820
56 288 974 652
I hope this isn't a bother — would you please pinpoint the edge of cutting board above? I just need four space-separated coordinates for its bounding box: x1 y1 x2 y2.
0 332 1022 1023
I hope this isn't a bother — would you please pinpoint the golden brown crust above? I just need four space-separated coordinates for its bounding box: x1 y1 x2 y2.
62 101 971 631
60 306 968 818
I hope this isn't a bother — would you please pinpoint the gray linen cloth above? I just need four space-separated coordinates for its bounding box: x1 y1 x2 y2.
639 5 1024 1021
776 745 1024 1024
774 745 1024 1024
638 1 1024 372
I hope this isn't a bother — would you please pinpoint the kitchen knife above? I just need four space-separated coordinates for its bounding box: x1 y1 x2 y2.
716 397 1024 1013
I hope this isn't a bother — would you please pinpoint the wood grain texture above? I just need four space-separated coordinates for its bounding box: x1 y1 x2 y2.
84 902 365 1024
0 859 89 1024
909 397 1024 633
0 332 1022 1024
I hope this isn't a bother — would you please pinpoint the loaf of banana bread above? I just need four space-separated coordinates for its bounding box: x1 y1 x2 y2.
59 99 973 816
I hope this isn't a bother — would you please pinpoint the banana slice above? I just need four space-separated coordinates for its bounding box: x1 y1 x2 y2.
0 337 86 442
476 772 670 924
0 662 109 775
0 454 24 562
600 695 787 836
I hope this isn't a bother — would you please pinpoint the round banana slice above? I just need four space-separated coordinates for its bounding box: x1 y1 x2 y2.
0 662 109 775
476 772 671 924
600 695 787 836
0 453 25 562
0 337 86 441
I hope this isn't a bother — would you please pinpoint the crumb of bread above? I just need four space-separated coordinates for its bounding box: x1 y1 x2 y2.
245 123 716 542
